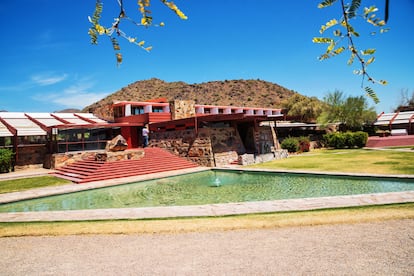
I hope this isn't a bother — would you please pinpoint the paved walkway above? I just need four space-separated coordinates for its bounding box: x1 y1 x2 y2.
1 167 414 222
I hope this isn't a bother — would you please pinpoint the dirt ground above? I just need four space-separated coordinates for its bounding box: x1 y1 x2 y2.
1 219 413 275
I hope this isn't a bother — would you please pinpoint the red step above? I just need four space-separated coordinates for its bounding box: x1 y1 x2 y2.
50 147 198 183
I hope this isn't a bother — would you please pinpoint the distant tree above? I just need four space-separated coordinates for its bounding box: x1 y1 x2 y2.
281 94 324 123
318 90 377 130
395 89 414 112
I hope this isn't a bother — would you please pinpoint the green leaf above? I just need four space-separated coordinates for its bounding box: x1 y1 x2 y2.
366 56 375 65
333 46 345 55
379 80 388 85
365 86 380 104
312 37 333 44
361 49 376 55
319 19 338 34
317 0 338 8
326 41 335 53
333 29 342 36
347 53 355 65
364 6 378 15
348 0 361 18
111 37 121 51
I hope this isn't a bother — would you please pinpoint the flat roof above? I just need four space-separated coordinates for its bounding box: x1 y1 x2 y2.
0 112 112 137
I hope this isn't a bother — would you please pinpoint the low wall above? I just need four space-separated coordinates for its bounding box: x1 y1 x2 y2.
238 150 289 166
366 135 414 148
47 149 145 169
15 145 47 170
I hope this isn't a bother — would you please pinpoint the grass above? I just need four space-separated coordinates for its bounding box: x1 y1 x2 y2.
0 176 71 194
1 203 413 237
249 148 414 175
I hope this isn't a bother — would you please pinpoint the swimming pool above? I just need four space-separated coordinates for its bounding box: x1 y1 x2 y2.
1 169 413 213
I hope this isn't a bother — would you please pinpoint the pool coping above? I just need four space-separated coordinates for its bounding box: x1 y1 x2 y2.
1 167 414 222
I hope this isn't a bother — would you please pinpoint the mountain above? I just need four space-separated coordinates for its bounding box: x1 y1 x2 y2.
83 78 299 120
54 108 82 113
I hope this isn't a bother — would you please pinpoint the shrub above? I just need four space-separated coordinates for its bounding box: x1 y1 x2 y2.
281 137 299 153
298 136 310 152
0 148 14 173
353 131 368 148
343 132 355 148
323 131 368 149
324 132 346 149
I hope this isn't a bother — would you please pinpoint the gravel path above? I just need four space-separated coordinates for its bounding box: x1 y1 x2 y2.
1 219 414 275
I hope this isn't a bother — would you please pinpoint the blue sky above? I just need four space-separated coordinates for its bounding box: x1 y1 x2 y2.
1 0 413 113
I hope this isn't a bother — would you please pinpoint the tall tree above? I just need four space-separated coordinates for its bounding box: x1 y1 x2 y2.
282 94 324 123
395 89 414 112
318 90 377 130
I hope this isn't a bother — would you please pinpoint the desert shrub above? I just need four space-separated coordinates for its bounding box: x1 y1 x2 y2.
323 131 368 149
343 132 355 148
0 148 14 173
353 131 368 148
298 136 311 152
324 132 346 149
281 137 299 153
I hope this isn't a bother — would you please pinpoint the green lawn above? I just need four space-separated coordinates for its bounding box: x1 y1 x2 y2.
249 148 414 175
0 176 71 194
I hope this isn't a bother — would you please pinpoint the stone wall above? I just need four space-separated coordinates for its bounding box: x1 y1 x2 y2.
15 145 47 170
257 126 275 154
47 149 145 169
170 100 195 120
149 128 215 166
150 125 288 167
238 150 289 165
210 127 245 167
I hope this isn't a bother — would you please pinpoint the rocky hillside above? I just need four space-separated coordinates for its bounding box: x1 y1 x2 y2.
83 78 299 120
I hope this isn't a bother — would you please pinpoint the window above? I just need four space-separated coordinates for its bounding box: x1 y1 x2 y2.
0 137 12 147
113 106 124 118
17 136 47 145
152 106 164 113
132 106 145 115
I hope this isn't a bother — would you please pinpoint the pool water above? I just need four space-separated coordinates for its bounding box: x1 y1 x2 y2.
1 170 413 212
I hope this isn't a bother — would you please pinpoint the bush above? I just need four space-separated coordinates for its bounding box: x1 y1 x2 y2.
343 132 355 148
324 133 345 149
0 148 14 173
298 136 310 152
323 131 368 149
281 137 299 153
353 131 368 148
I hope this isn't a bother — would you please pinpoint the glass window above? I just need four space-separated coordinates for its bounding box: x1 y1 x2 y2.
132 106 145 115
113 106 124 118
152 106 164 113
0 137 12 147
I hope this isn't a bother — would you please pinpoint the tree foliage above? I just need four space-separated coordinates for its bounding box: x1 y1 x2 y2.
281 94 324 123
317 90 377 130
0 148 14 173
395 89 414 112
313 0 390 104
88 0 187 65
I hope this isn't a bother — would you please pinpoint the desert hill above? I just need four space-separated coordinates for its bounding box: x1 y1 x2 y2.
83 78 299 120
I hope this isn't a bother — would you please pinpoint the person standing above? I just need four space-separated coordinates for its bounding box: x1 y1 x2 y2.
142 125 149 148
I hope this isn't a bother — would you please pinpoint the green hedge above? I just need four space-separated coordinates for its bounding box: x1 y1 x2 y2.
323 131 368 149
281 136 310 153
0 148 14 173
